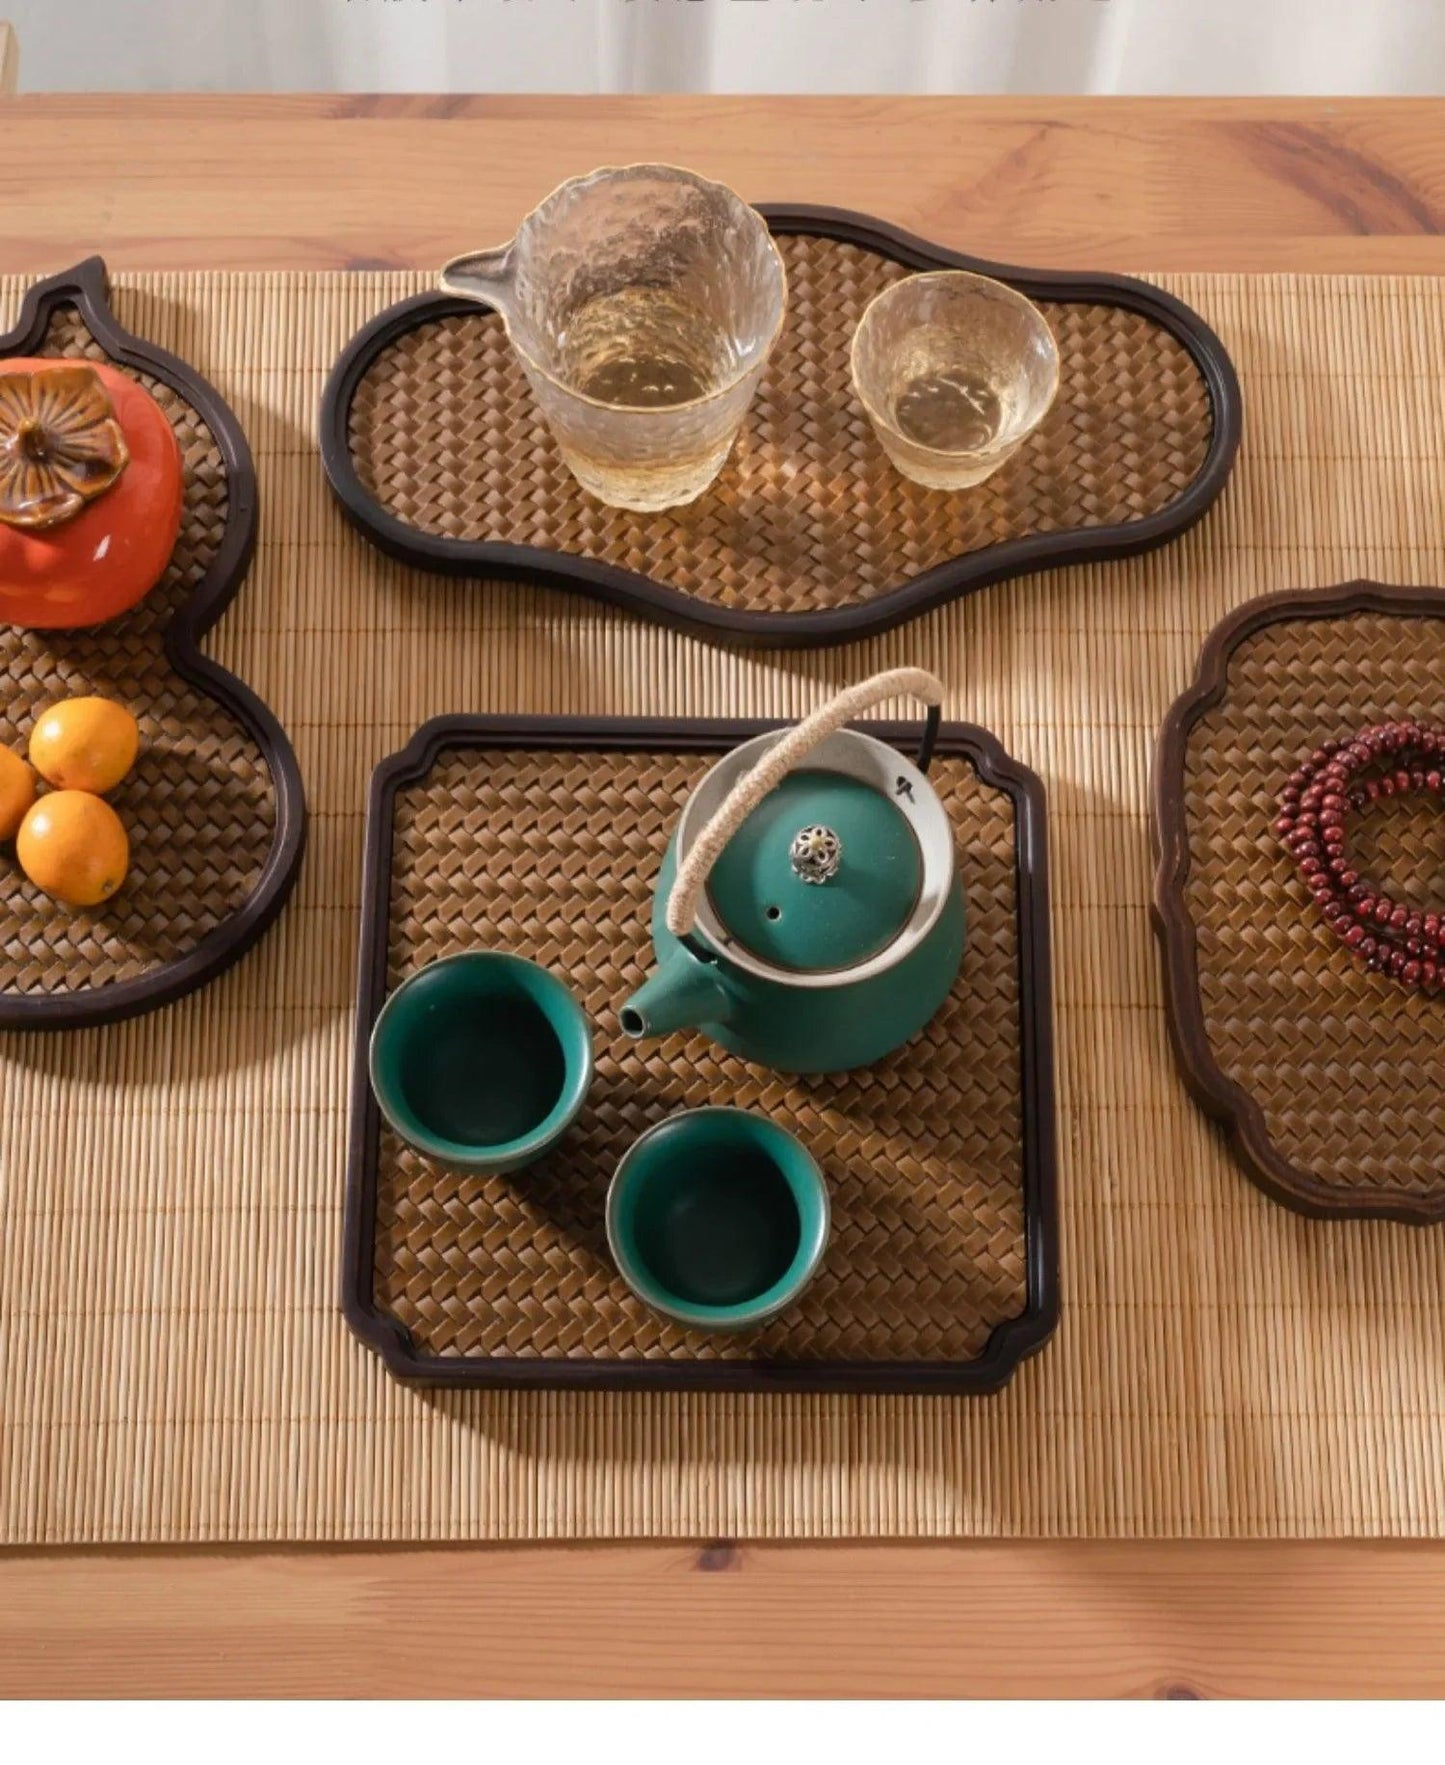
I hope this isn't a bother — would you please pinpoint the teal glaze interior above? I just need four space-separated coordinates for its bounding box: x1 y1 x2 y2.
400 994 563 1146
608 1109 827 1326
633 1142 799 1305
704 769 922 973
370 953 591 1163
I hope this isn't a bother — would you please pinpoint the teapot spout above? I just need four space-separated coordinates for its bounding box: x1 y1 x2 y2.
439 245 516 318
619 950 735 1043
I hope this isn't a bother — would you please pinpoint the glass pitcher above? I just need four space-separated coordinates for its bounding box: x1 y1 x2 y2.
440 164 788 512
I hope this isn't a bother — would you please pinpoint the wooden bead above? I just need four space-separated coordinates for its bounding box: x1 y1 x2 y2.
1277 718 1445 1000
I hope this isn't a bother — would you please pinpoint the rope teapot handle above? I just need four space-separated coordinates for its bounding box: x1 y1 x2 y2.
664 667 946 938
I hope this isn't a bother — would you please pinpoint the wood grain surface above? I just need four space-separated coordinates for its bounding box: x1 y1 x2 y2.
4 1541 1445 1699
1 95 1444 275
3 94 1445 1699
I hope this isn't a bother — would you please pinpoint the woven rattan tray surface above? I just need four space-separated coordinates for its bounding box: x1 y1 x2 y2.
320 207 1241 648
0 259 305 1028
343 715 1057 1393
1154 581 1445 1224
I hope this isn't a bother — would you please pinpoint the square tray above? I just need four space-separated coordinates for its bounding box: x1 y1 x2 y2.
343 716 1058 1393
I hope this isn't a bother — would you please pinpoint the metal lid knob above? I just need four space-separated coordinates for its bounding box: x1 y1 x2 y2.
789 824 843 885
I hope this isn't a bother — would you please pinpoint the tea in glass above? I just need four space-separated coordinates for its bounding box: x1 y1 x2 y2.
850 271 1059 491
441 164 787 512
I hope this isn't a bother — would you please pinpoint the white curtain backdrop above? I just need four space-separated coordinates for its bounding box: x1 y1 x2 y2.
8 0 1445 94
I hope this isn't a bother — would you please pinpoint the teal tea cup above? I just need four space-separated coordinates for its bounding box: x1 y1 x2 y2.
606 1107 829 1331
369 952 593 1174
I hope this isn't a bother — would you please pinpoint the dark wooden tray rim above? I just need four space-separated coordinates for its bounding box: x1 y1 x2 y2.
0 258 306 1029
320 205 1243 650
1151 579 1445 1225
343 713 1059 1394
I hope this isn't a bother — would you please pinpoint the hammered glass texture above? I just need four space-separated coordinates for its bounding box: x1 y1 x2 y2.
850 271 1059 489
454 166 785 509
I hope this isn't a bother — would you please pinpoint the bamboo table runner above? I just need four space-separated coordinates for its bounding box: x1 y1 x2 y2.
3 270 1444 1543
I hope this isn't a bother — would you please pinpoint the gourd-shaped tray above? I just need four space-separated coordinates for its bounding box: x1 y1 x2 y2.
0 259 305 1028
321 207 1242 649
1153 581 1445 1223
343 714 1058 1393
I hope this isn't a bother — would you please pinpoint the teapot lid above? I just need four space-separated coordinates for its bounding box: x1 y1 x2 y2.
674 724 956 987
706 768 922 974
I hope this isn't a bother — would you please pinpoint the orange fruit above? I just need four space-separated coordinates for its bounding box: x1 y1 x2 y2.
28 695 139 795
0 745 37 841
16 790 130 908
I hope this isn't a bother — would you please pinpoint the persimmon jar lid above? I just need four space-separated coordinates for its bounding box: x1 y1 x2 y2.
0 358 183 631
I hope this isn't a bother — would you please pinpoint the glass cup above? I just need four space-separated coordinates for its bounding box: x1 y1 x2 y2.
440 164 788 513
849 271 1060 491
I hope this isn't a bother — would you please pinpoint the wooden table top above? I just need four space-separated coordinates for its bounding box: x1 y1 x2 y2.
3 93 1445 1701
4 93 1444 277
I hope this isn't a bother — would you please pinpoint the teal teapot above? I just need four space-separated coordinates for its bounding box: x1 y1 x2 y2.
619 669 966 1073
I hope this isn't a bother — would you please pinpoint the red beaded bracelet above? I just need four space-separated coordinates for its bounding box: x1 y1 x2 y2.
1276 720 1445 998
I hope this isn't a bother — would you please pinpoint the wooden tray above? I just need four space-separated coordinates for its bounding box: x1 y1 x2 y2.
0 259 305 1029
1153 581 1445 1223
342 715 1058 1393
320 208 1241 649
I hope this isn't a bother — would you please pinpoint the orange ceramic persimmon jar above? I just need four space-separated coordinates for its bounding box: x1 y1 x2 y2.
0 359 184 629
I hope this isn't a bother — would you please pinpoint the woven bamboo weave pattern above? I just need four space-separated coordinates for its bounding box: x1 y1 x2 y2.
0 307 275 997
347 236 1214 614
1181 609 1445 1205
372 746 1027 1363
6 271 1445 1544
